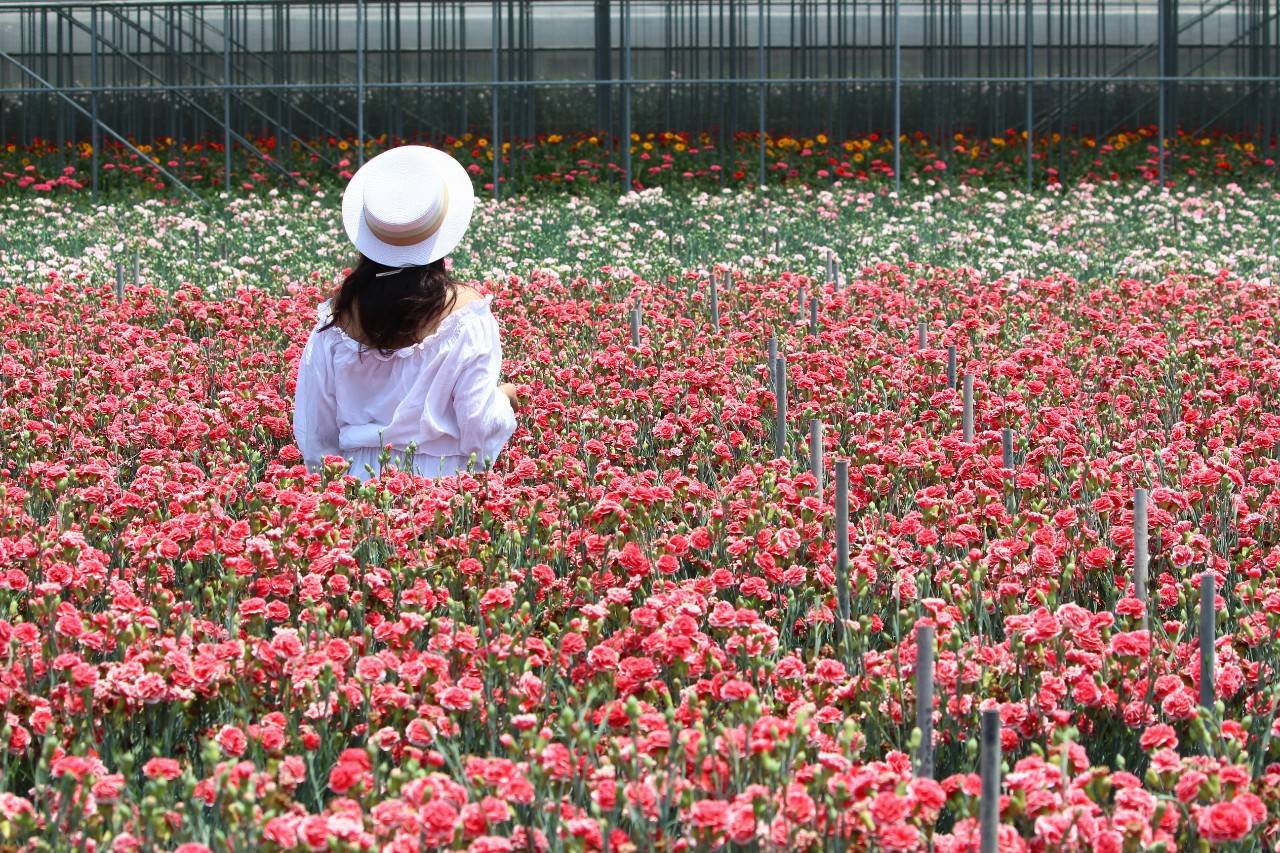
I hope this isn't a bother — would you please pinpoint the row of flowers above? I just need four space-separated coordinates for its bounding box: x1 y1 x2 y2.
0 125 1275 197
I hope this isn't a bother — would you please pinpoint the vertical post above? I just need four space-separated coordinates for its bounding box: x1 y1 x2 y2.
621 0 632 193
774 356 788 459
1158 0 1178 188
1001 428 1014 471
833 258 841 291
979 709 1002 853
835 459 851 639
356 0 366 169
594 0 612 133
946 346 957 389
490 0 502 200
1200 573 1215 710
710 270 720 331
808 419 824 499
90 4 99 200
115 261 124 302
962 374 975 443
768 335 778 387
1157 0 1166 187
758 0 766 187
917 320 927 350
892 0 902 197
915 625 935 778
1134 488 1150 629
809 296 819 336
1025 0 1033 192
223 4 232 193
630 306 641 348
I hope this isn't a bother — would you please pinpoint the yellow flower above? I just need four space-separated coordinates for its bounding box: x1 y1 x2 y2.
477 138 488 148
1244 142 1255 152
816 134 828 145
547 134 562 144
588 136 599 145
842 140 856 152
642 142 653 151
631 132 639 142
674 143 686 152
338 141 349 150
853 153 864 163
953 132 965 142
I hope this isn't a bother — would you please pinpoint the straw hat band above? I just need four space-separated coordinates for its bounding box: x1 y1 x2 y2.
362 182 451 247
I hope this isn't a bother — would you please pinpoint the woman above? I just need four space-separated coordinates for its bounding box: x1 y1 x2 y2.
292 144 519 482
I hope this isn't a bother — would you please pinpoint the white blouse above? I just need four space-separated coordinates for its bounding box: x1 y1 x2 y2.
292 294 517 482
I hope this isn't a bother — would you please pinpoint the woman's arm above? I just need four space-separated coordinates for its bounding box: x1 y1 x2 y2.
292 329 341 472
449 317 518 469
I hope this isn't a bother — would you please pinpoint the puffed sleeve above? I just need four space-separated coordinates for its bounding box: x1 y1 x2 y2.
446 310 517 470
292 306 342 473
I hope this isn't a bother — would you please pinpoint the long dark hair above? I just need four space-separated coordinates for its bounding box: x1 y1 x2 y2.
320 254 458 358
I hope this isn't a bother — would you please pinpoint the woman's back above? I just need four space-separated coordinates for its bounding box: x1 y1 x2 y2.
292 286 517 482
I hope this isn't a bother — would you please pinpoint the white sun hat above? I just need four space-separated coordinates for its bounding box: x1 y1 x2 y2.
341 145 475 267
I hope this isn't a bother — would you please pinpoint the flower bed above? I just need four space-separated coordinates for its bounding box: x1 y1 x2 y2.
0 125 1275 199
0 180 1278 850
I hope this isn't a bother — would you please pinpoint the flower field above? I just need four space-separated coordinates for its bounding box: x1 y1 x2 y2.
1 177 1280 850
1 125 1275 199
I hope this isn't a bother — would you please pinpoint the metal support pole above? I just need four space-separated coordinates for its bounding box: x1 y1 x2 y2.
594 0 612 133
223 4 231 192
915 625 935 778
1134 488 1150 628
90 4 99 199
1157 0 1167 186
1002 428 1014 470
774 356 788 459
893 0 902 196
946 346 957 389
356 0 366 169
630 306 641 348
1025 0 1033 192
621 0 632 193
917 320 927 350
758 0 766 187
491 0 500 200
980 709 1001 853
710 270 720 331
963 374 975 442
835 459 851 640
809 419 823 498
1200 574 1215 710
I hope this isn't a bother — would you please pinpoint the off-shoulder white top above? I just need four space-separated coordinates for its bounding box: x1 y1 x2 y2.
291 294 517 482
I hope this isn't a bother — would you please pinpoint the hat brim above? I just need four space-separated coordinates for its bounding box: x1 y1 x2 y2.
341 145 475 267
